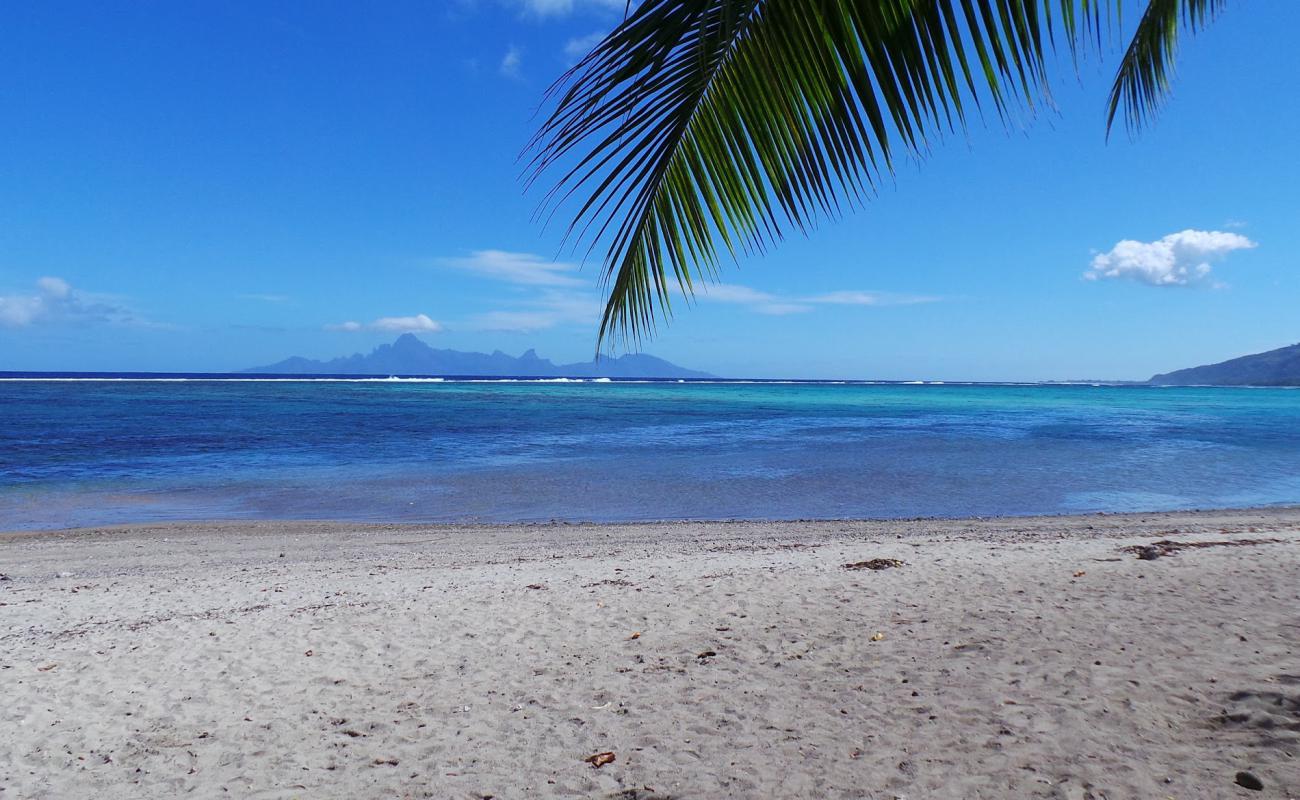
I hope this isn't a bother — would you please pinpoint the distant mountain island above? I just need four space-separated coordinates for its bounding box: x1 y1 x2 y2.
244 334 716 379
1150 342 1300 387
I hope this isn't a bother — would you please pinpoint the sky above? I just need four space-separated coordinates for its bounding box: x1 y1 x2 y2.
1 1 1297 380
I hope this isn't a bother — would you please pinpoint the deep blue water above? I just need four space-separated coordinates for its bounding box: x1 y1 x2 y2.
2 376 1299 530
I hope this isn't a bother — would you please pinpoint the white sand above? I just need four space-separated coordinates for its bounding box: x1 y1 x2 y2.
2 509 1298 799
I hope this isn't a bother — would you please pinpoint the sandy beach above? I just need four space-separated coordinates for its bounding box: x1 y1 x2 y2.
2 509 1298 799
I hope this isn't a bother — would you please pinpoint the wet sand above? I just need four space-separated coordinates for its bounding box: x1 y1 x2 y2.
2 509 1298 798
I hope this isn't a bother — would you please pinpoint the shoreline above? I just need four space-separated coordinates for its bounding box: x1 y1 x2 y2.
3 508 1298 798
6 504 1300 541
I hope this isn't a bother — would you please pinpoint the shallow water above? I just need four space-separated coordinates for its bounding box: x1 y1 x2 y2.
2 378 1298 529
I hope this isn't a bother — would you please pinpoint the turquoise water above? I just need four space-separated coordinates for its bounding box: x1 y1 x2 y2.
1 379 1298 530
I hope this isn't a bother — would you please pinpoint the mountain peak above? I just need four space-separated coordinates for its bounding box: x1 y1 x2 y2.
1150 342 1300 386
243 337 715 379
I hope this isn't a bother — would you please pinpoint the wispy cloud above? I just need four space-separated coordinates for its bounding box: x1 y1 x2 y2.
231 324 289 333
239 293 291 304
328 314 443 333
808 290 937 306
438 249 595 332
563 31 605 62
374 314 443 332
437 249 585 287
442 248 934 332
518 0 624 18
689 284 811 315
471 289 599 333
1085 229 1257 287
499 45 522 77
687 283 939 315
0 277 152 329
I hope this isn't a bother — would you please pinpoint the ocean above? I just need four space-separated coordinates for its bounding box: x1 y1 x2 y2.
2 376 1298 530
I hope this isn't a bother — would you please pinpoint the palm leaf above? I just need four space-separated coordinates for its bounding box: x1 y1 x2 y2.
1106 0 1226 133
526 1 1225 348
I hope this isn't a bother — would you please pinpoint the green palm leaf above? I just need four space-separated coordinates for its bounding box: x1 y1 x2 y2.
526 0 1226 347
1107 0 1226 132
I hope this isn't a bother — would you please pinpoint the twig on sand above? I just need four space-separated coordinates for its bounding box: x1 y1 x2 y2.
584 751 616 768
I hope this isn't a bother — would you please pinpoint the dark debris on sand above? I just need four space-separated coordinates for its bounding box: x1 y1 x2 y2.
1121 538 1286 560
843 558 905 571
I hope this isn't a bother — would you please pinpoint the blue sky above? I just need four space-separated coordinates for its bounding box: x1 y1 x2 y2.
1 1 1296 380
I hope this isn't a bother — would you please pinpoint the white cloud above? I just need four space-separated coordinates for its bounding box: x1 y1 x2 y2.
499 46 522 77
375 314 442 332
563 31 605 62
0 277 143 328
1085 229 1257 287
438 249 585 287
328 314 443 333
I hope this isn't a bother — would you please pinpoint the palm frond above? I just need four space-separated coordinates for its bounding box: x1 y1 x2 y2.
1106 0 1226 133
525 1 1224 348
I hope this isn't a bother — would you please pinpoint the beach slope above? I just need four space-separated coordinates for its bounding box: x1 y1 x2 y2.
2 510 1298 798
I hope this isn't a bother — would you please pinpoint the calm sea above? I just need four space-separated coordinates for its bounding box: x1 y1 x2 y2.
2 376 1298 530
